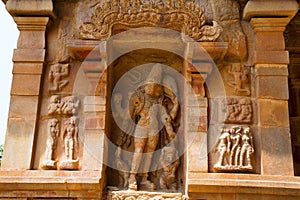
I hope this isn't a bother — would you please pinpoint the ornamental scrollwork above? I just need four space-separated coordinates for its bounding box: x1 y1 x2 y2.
79 0 222 41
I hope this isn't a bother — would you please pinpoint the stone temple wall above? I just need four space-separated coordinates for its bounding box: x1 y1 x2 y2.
0 0 300 199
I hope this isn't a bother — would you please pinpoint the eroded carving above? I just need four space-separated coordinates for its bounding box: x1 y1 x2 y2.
41 118 60 169
159 147 180 191
108 190 183 200
48 63 69 93
227 63 250 95
59 116 79 170
214 126 254 172
79 0 222 41
223 97 252 123
115 146 130 189
48 95 80 115
127 64 179 191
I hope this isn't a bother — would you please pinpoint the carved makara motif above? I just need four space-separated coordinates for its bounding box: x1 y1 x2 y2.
48 95 80 115
48 63 70 93
223 97 252 123
213 126 254 172
41 118 60 170
227 63 250 95
79 0 222 41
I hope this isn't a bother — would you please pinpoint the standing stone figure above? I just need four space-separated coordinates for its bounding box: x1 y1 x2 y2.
214 127 231 167
239 127 254 168
128 64 178 191
46 119 60 161
229 126 242 166
48 63 69 92
63 117 78 161
41 119 60 169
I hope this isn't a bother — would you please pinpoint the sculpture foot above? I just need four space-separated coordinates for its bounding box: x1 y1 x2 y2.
128 175 137 191
139 179 156 191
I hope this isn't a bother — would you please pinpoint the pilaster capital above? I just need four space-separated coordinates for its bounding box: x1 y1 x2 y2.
5 0 54 18
243 0 299 21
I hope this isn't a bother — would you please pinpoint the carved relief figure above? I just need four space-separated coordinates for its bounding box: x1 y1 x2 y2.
214 126 254 172
223 97 252 123
59 117 79 170
41 119 60 169
113 93 132 148
48 95 62 115
229 126 241 166
63 117 78 161
128 64 179 191
48 63 69 92
159 147 180 191
61 96 80 115
214 127 231 167
239 127 254 168
48 95 80 115
227 63 250 95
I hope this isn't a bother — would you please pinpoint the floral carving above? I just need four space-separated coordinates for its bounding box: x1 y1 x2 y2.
79 0 222 41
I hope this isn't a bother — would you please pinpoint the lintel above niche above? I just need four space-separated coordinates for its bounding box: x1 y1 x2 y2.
68 39 228 65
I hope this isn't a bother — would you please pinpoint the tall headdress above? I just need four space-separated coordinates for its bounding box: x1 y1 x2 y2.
145 63 163 84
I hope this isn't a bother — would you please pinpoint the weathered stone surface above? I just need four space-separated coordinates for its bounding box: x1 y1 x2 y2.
260 127 294 176
257 99 290 128
11 74 41 96
187 132 208 173
255 74 289 100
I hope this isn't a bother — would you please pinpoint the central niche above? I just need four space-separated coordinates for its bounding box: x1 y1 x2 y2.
105 49 185 192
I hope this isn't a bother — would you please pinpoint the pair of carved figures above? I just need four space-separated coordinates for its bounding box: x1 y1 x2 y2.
224 97 252 123
214 126 254 171
43 117 79 170
113 64 180 191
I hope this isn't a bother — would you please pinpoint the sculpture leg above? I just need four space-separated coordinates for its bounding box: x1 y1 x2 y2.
69 139 74 160
235 146 241 166
129 137 146 190
139 133 159 190
239 146 246 166
64 138 69 160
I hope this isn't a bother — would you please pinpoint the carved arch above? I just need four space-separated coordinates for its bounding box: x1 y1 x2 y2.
79 0 222 41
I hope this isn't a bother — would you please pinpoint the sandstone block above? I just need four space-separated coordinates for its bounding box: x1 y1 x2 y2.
257 99 289 128
260 127 294 176
255 75 289 100
254 51 289 65
187 132 207 172
82 130 104 171
13 49 45 63
8 96 38 120
11 74 41 96
1 118 36 170
13 63 43 75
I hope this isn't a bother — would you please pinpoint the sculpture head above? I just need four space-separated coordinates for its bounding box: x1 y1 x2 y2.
50 95 60 103
144 63 163 97
49 119 59 127
53 64 62 73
